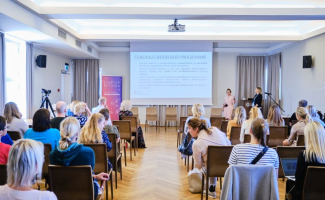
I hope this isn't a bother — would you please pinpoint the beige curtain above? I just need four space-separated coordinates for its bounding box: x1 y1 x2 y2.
263 53 281 117
26 43 33 118
148 105 189 126
0 33 5 115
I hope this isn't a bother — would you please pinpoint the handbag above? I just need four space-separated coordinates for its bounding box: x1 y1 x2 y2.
178 134 194 155
188 168 202 193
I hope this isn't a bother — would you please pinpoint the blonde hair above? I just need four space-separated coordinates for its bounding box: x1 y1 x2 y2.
307 105 318 118
4 102 21 123
256 87 262 94
304 122 325 163
296 107 311 123
120 100 132 111
234 106 246 125
78 113 104 144
98 97 107 105
192 103 205 118
267 105 284 126
74 102 86 115
249 107 263 120
7 139 44 189
251 118 268 147
68 100 79 112
188 117 212 135
59 117 80 150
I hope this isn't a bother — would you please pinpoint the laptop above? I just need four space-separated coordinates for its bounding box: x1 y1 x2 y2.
281 158 297 181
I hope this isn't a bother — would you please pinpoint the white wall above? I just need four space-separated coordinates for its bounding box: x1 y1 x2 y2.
281 33 325 115
99 51 237 123
32 47 72 114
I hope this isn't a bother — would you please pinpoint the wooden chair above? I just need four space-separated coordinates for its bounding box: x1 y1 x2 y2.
0 165 7 185
220 120 229 134
187 106 193 116
210 117 225 129
7 131 21 141
42 144 52 188
177 117 188 147
49 165 102 200
283 117 290 126
165 107 177 131
84 144 113 200
121 116 139 152
268 126 288 147
210 108 222 117
244 134 251 143
201 146 234 200
113 120 136 162
184 133 194 172
276 146 305 178
303 166 325 200
297 134 305 146
107 133 122 189
229 126 241 145
145 107 159 131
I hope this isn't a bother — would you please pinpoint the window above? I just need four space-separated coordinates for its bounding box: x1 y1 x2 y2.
5 35 26 118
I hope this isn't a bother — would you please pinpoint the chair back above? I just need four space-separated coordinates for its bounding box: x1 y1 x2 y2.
244 134 251 143
49 165 94 200
131 107 138 118
7 131 21 141
113 120 132 140
178 117 188 133
210 117 225 129
166 107 177 121
230 126 241 145
207 146 234 177
276 146 305 178
42 144 52 178
220 120 229 134
303 166 325 200
187 106 193 116
83 144 108 175
283 117 290 126
121 116 138 133
268 126 288 147
210 108 222 117
146 107 158 121
0 165 7 185
297 134 305 146
106 133 117 158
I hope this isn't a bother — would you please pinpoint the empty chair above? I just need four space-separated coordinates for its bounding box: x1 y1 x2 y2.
268 126 288 147
0 165 6 185
121 116 139 151
187 106 193 116
165 107 177 131
229 126 241 145
145 107 159 131
107 133 122 189
210 108 222 117
297 134 305 146
131 107 140 124
7 131 21 141
220 120 229 134
276 146 305 178
210 117 225 129
303 167 325 200
113 120 136 162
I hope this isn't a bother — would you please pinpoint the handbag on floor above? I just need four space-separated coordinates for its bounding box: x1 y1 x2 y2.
178 134 194 155
188 168 202 193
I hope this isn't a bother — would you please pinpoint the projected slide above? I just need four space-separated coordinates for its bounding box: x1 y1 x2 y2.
130 52 212 105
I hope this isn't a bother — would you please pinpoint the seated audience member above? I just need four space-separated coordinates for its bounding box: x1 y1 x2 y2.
50 117 109 199
289 100 308 126
240 107 263 143
78 113 113 170
229 118 279 174
307 105 325 126
267 105 285 126
286 121 325 200
66 100 79 116
50 101 67 130
226 106 246 139
4 102 28 138
99 108 120 143
24 109 61 150
0 139 57 200
92 97 112 126
188 117 230 198
73 102 91 126
119 100 146 148
283 107 311 146
0 116 11 164
184 103 211 135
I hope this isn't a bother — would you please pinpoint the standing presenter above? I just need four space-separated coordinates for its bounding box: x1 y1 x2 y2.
252 87 263 109
223 89 236 120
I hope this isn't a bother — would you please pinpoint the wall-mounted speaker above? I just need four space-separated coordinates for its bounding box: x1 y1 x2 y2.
303 55 312 68
36 55 47 68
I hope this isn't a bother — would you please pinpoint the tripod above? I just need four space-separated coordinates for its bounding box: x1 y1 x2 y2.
266 94 285 113
40 94 56 118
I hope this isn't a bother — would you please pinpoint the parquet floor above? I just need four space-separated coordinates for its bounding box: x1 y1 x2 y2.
105 126 286 200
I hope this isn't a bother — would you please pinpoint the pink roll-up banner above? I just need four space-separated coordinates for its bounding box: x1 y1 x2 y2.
101 76 122 121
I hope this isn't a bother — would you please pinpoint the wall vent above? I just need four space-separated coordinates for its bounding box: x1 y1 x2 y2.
87 46 92 53
75 39 82 48
58 29 66 40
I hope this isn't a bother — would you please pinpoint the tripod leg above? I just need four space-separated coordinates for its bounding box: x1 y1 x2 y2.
40 97 47 109
47 97 56 118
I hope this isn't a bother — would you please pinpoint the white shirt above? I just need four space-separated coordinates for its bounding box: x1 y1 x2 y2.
239 120 252 143
92 105 112 125
8 117 29 138
0 185 57 200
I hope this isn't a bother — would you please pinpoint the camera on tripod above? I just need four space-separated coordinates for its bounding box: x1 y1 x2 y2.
42 88 51 95
40 88 55 117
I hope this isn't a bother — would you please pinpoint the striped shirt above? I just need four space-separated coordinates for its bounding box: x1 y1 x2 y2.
228 143 279 169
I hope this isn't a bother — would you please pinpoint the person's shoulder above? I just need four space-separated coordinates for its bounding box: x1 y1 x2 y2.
48 128 60 133
37 190 58 200
80 145 95 154
0 143 11 150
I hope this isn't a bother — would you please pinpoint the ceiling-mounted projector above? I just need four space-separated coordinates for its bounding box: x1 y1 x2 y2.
168 19 185 32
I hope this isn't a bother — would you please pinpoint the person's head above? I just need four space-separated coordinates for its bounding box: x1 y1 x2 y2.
249 107 263 120
307 105 318 118
298 100 308 108
74 102 86 116
32 109 51 132
0 116 8 137
78 113 104 144
56 101 67 115
250 118 268 147
267 105 284 126
192 103 205 118
234 106 246 125
304 121 325 163
7 139 44 189
4 102 21 123
226 88 232 96
187 117 211 138
296 107 311 122
59 117 80 150
69 100 79 111
98 97 107 106
120 100 132 111
255 87 262 94
99 108 110 124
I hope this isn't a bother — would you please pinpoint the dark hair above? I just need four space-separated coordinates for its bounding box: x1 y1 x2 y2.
32 109 51 132
187 117 212 135
226 88 231 93
0 116 6 131
251 118 268 147
99 108 110 120
299 100 308 107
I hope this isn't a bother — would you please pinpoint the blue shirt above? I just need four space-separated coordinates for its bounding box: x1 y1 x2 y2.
1 134 13 145
23 128 61 150
312 117 325 126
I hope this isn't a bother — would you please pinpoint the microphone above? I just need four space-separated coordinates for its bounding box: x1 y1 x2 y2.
264 92 272 95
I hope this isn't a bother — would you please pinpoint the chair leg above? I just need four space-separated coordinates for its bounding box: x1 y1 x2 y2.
165 120 167 131
124 146 127 166
184 155 187 166
177 132 179 148
220 177 223 190
110 173 113 199
133 139 136 156
120 157 122 180
156 121 158 131
106 176 109 200
192 157 194 170
145 120 147 131
187 155 190 172
201 173 205 200
136 132 138 152
115 160 118 189
206 174 209 200
130 141 132 161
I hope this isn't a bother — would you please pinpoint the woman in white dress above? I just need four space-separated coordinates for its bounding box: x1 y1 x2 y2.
223 89 236 120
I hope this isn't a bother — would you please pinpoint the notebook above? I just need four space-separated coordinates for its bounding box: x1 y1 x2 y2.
281 158 297 181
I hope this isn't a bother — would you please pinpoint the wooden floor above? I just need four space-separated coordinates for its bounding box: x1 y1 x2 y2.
104 126 286 200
